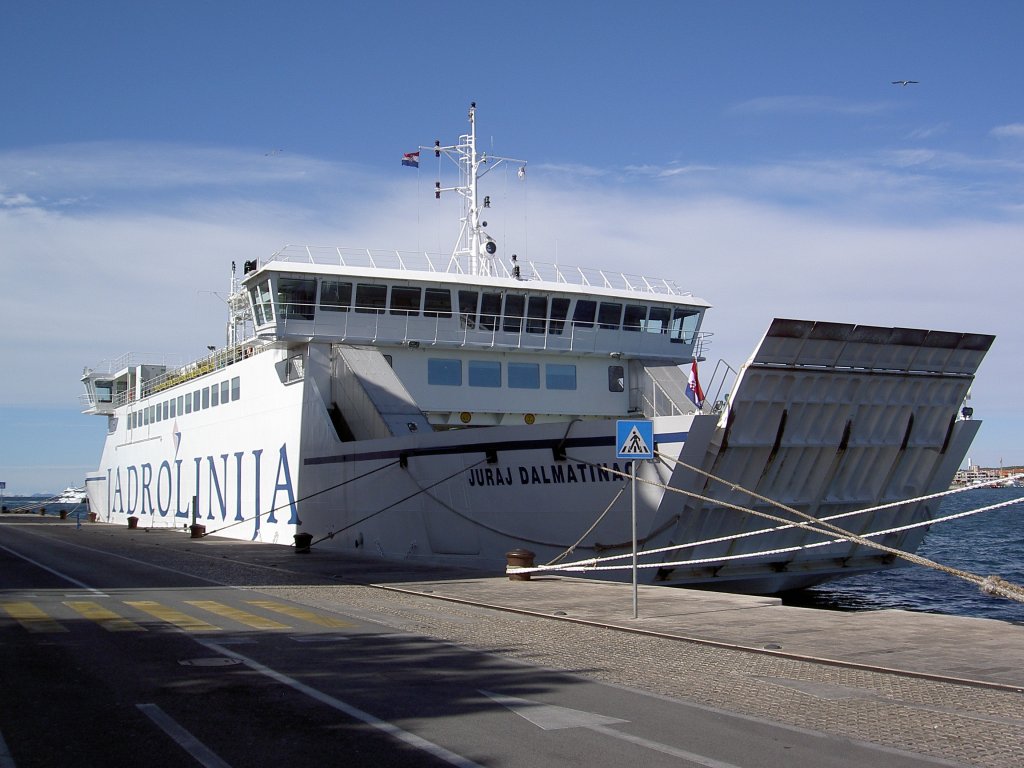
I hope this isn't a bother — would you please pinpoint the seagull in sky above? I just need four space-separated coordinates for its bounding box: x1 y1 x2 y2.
891 80 919 86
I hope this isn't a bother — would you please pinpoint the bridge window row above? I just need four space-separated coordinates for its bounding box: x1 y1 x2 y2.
268 276 699 341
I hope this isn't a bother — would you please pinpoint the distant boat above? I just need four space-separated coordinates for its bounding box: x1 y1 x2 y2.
55 487 88 504
79 104 995 594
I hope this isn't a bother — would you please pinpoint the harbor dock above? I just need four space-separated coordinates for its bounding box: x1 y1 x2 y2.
7 515 1023 766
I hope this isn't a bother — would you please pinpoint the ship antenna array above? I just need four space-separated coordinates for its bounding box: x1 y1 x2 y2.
426 102 527 277
226 260 252 347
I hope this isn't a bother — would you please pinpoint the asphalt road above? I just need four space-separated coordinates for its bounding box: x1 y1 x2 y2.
0 517 975 767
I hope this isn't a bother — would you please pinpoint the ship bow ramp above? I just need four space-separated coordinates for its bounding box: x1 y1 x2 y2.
654 319 994 591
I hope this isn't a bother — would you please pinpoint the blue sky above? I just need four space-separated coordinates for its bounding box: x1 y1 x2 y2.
2 1 1023 493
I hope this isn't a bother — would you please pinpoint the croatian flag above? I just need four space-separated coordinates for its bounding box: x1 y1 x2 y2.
686 359 705 408
402 151 420 168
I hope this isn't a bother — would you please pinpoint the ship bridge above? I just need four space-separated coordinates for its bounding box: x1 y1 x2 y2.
239 246 713 364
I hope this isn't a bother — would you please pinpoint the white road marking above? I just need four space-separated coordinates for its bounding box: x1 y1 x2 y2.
481 690 745 768
0 543 106 596
136 703 232 768
201 641 484 768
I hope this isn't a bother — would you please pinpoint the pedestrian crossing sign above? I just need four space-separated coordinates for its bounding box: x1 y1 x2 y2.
616 420 654 460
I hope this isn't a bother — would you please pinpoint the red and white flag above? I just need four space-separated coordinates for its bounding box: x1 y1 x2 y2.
686 359 705 408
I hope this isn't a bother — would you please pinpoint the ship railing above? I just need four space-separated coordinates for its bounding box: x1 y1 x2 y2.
265 245 694 298
266 301 711 358
83 351 185 378
634 372 691 418
107 343 271 408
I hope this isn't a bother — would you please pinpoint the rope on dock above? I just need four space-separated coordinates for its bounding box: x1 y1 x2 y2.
520 454 1024 603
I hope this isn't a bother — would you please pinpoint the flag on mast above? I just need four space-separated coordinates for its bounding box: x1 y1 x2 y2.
402 151 420 168
686 359 705 408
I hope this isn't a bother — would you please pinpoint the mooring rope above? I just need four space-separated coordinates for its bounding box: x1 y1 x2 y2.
514 454 1024 603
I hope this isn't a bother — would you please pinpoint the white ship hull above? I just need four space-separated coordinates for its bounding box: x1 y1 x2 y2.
84 320 988 594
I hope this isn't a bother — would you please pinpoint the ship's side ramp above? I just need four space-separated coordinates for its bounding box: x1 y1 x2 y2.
331 345 432 440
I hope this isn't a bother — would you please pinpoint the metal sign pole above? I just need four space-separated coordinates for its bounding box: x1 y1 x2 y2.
616 419 653 622
631 460 638 619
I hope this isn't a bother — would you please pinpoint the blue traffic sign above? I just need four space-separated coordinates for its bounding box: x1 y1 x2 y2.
616 420 654 460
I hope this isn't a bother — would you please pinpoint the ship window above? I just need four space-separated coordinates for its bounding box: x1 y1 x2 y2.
95 380 113 403
252 280 275 325
211 384 219 407
670 308 700 343
598 302 623 330
193 390 201 412
220 381 230 403
548 298 570 335
390 286 421 316
480 292 502 332
143 408 148 426
608 365 625 392
169 398 176 418
546 364 576 390
469 360 501 387
458 290 478 329
163 401 169 419
202 388 210 409
279 277 316 320
509 362 540 389
623 304 647 332
320 280 352 312
526 296 548 335
231 377 240 401
427 358 462 386
424 288 452 318
571 300 596 328
646 306 670 334
155 404 162 423
177 395 184 414
185 395 192 414
355 283 387 314
503 294 524 333
249 285 264 325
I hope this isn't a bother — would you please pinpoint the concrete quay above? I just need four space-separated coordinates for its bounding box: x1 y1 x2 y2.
379 573 1024 692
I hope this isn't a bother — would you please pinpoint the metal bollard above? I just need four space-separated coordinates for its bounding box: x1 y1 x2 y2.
505 548 536 581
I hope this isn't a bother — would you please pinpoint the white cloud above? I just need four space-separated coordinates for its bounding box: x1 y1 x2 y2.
1 140 1020 475
991 123 1024 139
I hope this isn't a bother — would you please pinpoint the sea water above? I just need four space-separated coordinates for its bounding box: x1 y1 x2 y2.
787 488 1024 625
3 489 1023 624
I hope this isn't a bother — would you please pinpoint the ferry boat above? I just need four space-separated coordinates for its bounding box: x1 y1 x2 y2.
80 105 994 594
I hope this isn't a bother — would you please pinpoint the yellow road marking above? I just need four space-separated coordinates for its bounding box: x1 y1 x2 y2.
1 602 68 633
244 600 355 628
64 601 146 632
185 600 291 630
124 601 220 632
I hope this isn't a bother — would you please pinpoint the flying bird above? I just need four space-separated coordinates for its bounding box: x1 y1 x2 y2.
891 80 919 86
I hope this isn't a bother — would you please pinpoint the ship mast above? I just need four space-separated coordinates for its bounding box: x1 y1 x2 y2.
428 102 526 276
